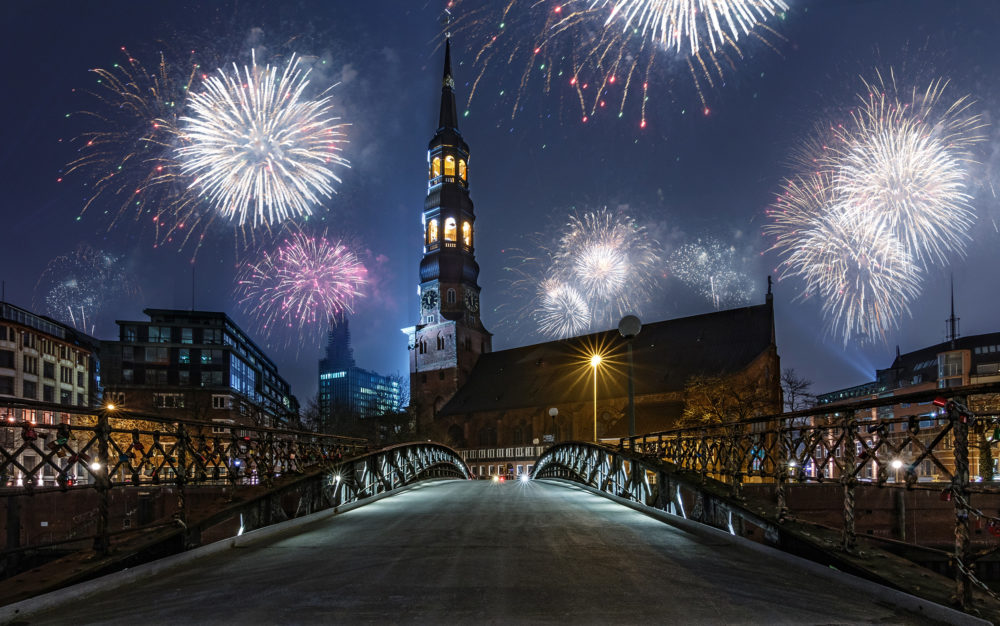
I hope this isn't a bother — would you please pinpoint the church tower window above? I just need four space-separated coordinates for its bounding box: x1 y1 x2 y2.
458 159 467 181
444 218 457 242
447 288 456 304
431 157 441 179
444 155 456 177
462 221 472 247
427 219 439 244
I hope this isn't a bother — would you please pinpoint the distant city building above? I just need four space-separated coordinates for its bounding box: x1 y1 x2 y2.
813 320 1000 481
0 301 101 409
319 313 402 428
101 309 298 428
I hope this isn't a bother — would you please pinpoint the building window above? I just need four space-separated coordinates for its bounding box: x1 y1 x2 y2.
431 156 441 178
458 159 466 181
462 221 472 247
122 369 133 384
149 369 168 385
23 355 37 375
444 155 456 177
43 362 55 379
437 336 445 350
427 219 439 244
0 376 13 395
77 371 85 388
22 380 36 400
181 328 193 344
201 371 224 387
444 217 457 242
212 395 230 409
60 367 73 384
447 289 456 304
145 347 169 364
204 329 223 345
42 384 54 403
179 349 190 365
0 350 13 369
60 389 71 406
122 326 137 341
178 370 190 386
201 349 223 365
148 326 171 343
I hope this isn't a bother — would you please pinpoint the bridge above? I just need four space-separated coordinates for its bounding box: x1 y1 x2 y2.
3 386 1000 623
0 478 974 624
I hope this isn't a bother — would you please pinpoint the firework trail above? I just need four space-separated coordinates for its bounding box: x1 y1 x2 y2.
450 0 786 125
178 51 350 227
504 208 662 339
236 231 367 347
670 238 754 309
65 48 210 248
33 244 140 335
766 71 984 345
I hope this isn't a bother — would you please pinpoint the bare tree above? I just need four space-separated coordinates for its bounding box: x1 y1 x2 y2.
781 368 816 412
681 374 774 427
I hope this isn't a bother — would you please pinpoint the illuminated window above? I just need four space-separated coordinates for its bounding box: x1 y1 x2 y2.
458 159 466 181
427 219 439 243
444 218 457 241
462 221 472 247
431 157 441 178
444 155 456 176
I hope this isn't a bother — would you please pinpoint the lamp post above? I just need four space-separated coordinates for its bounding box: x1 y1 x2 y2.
548 407 558 442
618 315 642 438
590 354 602 442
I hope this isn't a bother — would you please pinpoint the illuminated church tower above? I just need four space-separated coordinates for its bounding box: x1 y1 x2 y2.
404 37 491 434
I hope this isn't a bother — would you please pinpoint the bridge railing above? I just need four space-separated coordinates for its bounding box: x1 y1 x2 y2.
0 399 366 559
535 382 1000 612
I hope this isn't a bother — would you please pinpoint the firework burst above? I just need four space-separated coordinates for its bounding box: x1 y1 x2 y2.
236 231 367 347
33 244 141 335
450 0 786 125
766 71 984 345
178 51 350 227
670 238 755 309
504 208 662 339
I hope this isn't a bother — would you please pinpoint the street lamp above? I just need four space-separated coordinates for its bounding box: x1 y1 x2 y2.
548 407 558 442
618 315 642 438
590 354 602 442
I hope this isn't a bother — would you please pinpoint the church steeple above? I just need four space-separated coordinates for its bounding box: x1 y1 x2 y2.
439 38 458 131
405 34 492 435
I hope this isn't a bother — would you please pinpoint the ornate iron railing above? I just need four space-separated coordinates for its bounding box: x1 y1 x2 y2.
535 382 1000 613
0 399 367 558
328 442 472 506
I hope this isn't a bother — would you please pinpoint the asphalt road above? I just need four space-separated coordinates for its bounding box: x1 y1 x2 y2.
25 479 945 624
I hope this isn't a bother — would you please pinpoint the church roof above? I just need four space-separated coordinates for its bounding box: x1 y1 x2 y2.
438 301 775 416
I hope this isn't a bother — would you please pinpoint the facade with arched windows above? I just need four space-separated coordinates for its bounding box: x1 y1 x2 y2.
403 37 492 434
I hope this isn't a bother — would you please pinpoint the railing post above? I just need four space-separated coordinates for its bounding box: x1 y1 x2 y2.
841 417 857 553
776 430 788 522
175 423 188 533
950 398 972 610
93 409 111 556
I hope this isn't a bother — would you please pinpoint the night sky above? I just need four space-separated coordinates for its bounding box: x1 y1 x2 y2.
1 1 999 406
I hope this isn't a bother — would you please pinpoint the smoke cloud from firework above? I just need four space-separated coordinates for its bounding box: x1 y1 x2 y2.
178 51 350 227
670 238 755 310
766 71 985 345
236 231 367 348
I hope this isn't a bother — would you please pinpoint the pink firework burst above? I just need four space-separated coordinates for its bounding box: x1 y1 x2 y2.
237 232 367 345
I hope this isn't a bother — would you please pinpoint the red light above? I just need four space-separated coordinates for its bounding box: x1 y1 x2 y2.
703 107 711 116
569 77 577 86
582 116 588 123
499 476 505 482
932 397 947 408
533 47 541 54
640 120 647 129
554 5 562 13
609 76 616 84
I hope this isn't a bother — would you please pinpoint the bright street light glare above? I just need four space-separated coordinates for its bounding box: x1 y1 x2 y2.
590 354 602 367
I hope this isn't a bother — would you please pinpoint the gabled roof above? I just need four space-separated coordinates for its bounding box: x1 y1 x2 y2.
439 301 775 416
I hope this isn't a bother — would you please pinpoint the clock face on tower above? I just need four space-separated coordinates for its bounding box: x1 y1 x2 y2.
421 289 439 310
464 291 480 313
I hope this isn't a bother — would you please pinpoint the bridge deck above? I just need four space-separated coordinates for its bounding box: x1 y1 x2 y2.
27 479 942 624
